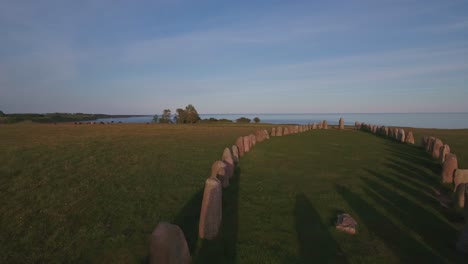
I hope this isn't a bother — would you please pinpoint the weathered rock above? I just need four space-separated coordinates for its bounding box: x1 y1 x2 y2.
339 118 345 130
456 226 468 254
322 120 328 129
432 139 444 159
255 130 265 142
398 129 406 143
422 136 429 147
222 148 234 179
442 153 458 184
405 131 415 144
235 137 244 157
150 222 191 264
454 169 468 192
211 160 228 188
335 213 357 235
250 134 256 147
456 183 467 209
231 145 239 164
384 126 389 137
277 127 283 136
283 127 289 135
271 127 276 137
439 144 451 164
313 123 317 129
199 177 222 240
243 136 251 153
263 129 270 139
426 137 436 153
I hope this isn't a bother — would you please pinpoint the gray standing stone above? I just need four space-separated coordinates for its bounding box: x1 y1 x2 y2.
323 120 328 129
150 222 191 264
339 117 344 130
250 134 256 147
277 127 283 136
211 160 228 188
439 144 451 164
284 127 289 135
454 169 468 192
235 136 244 157
442 153 458 184
399 129 406 143
405 131 415 144
426 137 436 153
222 148 234 179
243 136 251 153
231 145 239 164
431 139 444 159
271 127 276 137
199 177 222 240
313 123 317 129
263 129 270 139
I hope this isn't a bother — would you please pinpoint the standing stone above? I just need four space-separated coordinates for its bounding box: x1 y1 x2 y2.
431 139 444 159
255 130 265 142
235 137 244 157
250 134 256 147
211 160 228 188
405 131 415 144
243 136 251 153
323 120 328 129
422 136 429 147
456 183 467 209
454 169 468 192
399 129 406 143
222 148 234 179
457 226 468 254
231 145 239 164
283 127 289 135
426 137 436 153
312 123 317 129
199 177 222 240
150 222 191 264
277 127 283 136
271 127 276 137
339 118 344 130
441 153 458 184
384 127 389 137
263 129 270 139
439 144 451 164
355 121 361 130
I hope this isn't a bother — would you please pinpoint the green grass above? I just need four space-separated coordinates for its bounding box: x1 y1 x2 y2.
1 123 467 263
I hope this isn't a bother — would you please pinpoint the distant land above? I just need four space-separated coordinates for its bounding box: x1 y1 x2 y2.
0 112 148 124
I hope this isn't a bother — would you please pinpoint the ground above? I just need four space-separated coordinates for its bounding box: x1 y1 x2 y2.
0 123 467 263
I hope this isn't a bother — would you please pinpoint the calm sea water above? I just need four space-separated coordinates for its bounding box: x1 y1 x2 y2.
94 113 468 129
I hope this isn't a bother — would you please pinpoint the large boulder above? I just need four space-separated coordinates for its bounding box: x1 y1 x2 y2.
283 127 289 135
222 148 234 179
454 169 468 192
276 127 283 136
339 118 344 130
199 177 222 240
249 134 256 147
243 136 251 153
405 131 415 144
335 213 357 235
322 120 328 129
439 144 451 164
313 123 317 129
150 222 191 264
442 153 458 184
255 130 265 142
426 137 436 153
235 137 244 157
431 139 444 159
231 145 239 164
263 129 270 139
211 160 228 188
398 129 406 143
271 127 276 137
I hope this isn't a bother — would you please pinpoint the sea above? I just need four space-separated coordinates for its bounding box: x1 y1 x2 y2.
93 113 468 129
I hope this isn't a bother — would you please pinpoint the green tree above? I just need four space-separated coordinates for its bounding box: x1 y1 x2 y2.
175 108 187 124
253 117 260 123
185 104 200 124
159 109 172 123
236 117 251 123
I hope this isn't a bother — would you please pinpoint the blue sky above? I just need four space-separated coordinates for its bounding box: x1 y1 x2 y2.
1 0 467 114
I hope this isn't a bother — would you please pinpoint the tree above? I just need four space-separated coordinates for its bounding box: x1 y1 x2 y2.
159 109 172 123
0 110 4 117
152 114 159 123
185 104 200 124
236 117 251 123
175 108 187 124
253 117 260 123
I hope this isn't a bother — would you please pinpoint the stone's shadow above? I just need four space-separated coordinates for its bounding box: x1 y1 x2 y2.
335 184 443 263
294 193 348 264
194 166 241 264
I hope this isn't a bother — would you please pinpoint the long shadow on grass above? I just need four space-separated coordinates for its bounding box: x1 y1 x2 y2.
361 175 462 262
294 193 348 264
193 166 240 264
335 184 442 262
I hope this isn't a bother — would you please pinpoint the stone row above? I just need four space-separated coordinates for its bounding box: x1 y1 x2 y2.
356 122 415 144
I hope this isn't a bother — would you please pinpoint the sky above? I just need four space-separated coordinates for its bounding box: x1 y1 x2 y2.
1 0 467 114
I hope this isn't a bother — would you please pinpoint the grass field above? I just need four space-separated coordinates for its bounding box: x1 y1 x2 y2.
1 123 467 263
